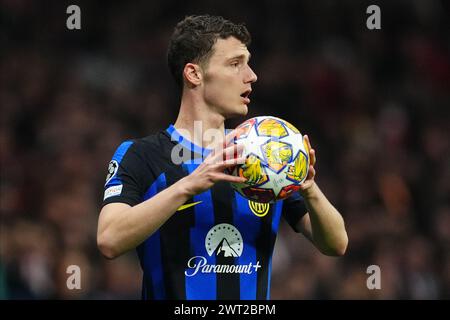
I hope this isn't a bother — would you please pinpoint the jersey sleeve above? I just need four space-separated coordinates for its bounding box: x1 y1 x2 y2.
102 140 155 207
282 191 308 233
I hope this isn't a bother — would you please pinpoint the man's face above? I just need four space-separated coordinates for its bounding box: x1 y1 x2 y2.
201 37 258 118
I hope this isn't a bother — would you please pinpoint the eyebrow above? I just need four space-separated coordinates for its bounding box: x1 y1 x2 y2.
228 53 251 63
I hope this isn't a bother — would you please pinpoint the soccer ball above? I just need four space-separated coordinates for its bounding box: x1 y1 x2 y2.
229 116 310 203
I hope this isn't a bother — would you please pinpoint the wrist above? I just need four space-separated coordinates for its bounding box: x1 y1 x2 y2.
176 175 197 198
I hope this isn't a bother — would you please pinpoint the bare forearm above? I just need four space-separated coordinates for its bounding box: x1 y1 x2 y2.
99 177 192 258
301 182 348 256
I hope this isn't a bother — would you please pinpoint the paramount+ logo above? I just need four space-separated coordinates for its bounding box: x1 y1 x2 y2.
248 201 269 217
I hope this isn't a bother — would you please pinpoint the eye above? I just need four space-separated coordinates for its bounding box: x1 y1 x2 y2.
231 61 240 67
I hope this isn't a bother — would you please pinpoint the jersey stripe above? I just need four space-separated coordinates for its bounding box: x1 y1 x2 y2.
255 204 275 299
183 162 217 300
112 140 133 163
166 125 211 157
233 193 261 300
106 141 133 186
267 201 283 299
139 173 167 300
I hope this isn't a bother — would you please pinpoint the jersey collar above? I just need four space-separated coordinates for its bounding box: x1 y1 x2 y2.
166 124 213 157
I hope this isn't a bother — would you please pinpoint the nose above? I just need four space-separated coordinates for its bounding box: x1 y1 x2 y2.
245 65 258 84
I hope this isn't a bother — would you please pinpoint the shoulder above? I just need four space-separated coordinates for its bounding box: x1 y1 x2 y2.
117 130 171 157
106 131 170 182
111 130 175 170
128 130 174 160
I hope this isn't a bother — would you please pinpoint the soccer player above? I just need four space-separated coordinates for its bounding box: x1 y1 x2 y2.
97 15 348 300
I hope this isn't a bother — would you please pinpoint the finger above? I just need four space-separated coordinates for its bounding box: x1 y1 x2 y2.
211 131 240 157
304 135 315 158
299 182 312 190
304 135 312 150
309 149 316 166
212 129 239 152
307 165 315 179
213 172 247 184
224 129 240 147
217 156 246 168
222 143 245 161
212 143 244 162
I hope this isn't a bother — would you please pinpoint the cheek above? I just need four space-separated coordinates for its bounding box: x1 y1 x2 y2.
204 75 234 100
204 82 223 101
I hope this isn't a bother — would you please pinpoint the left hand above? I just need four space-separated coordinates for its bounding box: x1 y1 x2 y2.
299 135 316 192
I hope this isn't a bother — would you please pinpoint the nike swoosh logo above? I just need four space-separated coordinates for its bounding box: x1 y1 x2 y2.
177 201 203 211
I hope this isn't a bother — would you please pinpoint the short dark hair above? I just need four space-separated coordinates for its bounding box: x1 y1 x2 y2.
167 15 251 88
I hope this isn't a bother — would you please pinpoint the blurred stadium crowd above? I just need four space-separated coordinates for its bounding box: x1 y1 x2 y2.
1 0 449 299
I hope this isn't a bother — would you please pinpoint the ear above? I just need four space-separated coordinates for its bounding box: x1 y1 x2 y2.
183 63 203 87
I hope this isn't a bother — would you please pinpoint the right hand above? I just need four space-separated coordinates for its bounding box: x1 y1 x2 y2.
181 130 247 196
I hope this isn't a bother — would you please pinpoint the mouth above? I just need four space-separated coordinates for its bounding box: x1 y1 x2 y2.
240 89 252 104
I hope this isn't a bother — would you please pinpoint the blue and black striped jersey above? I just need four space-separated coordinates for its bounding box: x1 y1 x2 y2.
102 125 307 300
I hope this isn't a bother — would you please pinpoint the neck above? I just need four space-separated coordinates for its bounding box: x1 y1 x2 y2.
174 91 225 149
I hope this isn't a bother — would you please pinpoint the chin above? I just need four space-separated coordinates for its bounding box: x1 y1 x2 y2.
236 104 248 116
222 104 248 119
